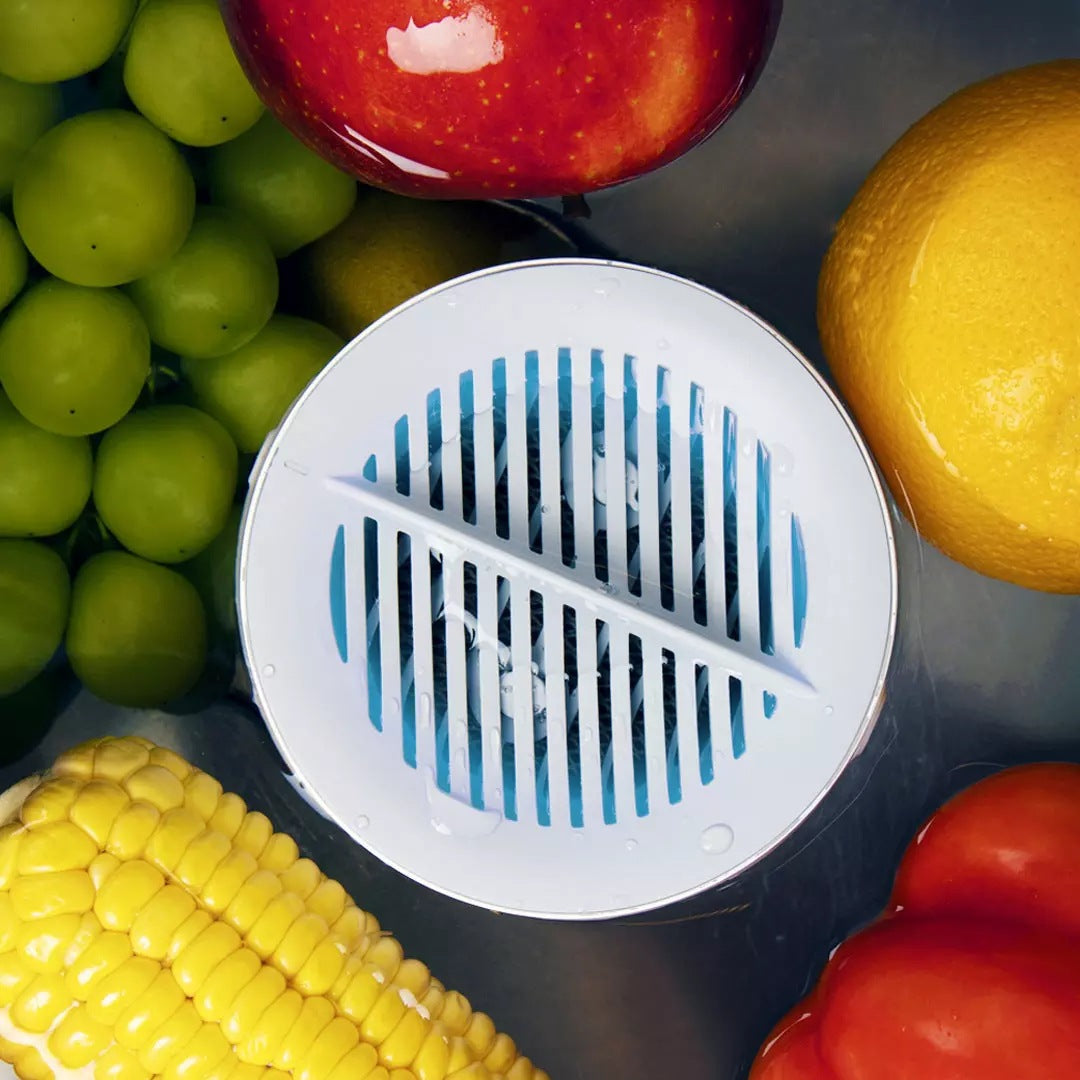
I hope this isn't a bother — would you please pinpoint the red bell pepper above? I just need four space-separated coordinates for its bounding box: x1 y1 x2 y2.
749 763 1080 1080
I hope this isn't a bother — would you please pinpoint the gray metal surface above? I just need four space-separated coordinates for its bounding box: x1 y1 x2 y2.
5 3 1080 1077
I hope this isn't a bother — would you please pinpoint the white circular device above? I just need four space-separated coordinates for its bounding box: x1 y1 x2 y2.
239 259 897 920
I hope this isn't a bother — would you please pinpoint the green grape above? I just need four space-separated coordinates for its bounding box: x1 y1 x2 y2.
0 212 26 312
13 110 195 287
94 404 238 563
183 503 241 637
0 390 92 538
0 539 70 697
182 314 343 453
124 0 263 147
66 550 207 708
0 74 62 197
0 279 151 435
208 113 357 257
127 206 278 360
0 0 137 84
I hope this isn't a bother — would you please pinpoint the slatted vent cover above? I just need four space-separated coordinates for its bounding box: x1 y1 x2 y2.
239 260 897 919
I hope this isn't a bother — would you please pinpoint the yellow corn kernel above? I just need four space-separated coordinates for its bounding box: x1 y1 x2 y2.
159 1022 232 1080
326 1043 379 1080
365 1068 391 1080
131 884 198 960
93 1042 152 1080
365 936 404 981
293 934 347 997
279 860 320 900
48 1003 113 1068
419 985 445 1021
86 955 159 1026
394 960 431 999
202 849 260 914
12 972 74 1032
257 834 299 874
330 907 369 952
306 881 347 926
207 1061 260 1080
361 984 408 1045
145 808 206 875
389 1071 416 1080
139 999 203 1073
148 746 192 781
63 912 104 968
0 822 24 889
176 831 232 892
17 913 81 973
437 992 471 1036
89 852 121 891
17 820 99 875
483 1034 516 1074
234 814 273 859
504 1058 534 1080
330 951 367 998
224 871 283 935
222 964 286 1045
94 741 151 784
447 1066 491 1080
296 1015 359 1080
65 930 133 998
413 1028 451 1080
379 1007 428 1068
271 996 335 1072
11 1044 52 1080
245 893 304 959
272 912 328 979
0 892 20 951
168 910 215 965
338 963 389 1025
12 869 95 921
115 968 186 1050
0 952 34 1006
194 947 262 1023
234 986 302 1065
184 772 224 821
464 1014 495 1059
107 802 162 861
95 860 165 931
69 780 131 847
173 921 243 996
445 1038 472 1073
125 766 186 812
51 741 99 779
207 793 247 839
19 777 82 826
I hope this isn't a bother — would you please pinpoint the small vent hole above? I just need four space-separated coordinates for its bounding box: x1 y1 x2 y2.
557 348 576 568
792 513 808 648
496 575 517 819
531 591 550 826
623 354 641 595
492 358 510 540
397 532 416 766
696 664 713 785
525 351 543 554
596 619 615 824
662 649 680 804
590 350 609 582
629 634 647 817
430 550 449 792
757 441 774 655
728 675 745 759
723 407 740 640
563 605 583 828
656 367 674 611
427 389 443 510
459 371 477 525
690 383 708 626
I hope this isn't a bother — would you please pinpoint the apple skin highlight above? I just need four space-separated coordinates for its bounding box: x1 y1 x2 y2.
220 0 782 199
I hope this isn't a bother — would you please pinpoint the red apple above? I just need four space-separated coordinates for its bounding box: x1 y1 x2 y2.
219 0 781 199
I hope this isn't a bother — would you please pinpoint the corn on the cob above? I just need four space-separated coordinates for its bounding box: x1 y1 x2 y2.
0 737 548 1080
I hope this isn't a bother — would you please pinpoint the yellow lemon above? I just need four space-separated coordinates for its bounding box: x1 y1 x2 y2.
819 60 1080 592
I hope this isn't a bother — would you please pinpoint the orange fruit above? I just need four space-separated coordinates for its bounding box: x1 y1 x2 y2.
818 60 1080 592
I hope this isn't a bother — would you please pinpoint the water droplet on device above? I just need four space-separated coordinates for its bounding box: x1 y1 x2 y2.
824 705 834 716
355 815 370 830
772 446 795 476
594 276 620 296
418 694 432 729
624 838 638 852
454 749 466 772
262 665 275 677
386 698 401 718
493 787 502 800
445 293 459 308
489 729 502 755
599 582 617 596
657 338 670 351
741 439 754 456
431 818 453 836
581 726 594 744
454 719 467 737
700 823 735 854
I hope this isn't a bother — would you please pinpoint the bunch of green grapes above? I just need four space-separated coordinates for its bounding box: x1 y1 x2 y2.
0 0 355 725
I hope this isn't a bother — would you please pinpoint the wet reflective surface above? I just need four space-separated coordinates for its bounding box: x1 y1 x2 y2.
8 2 1080 1077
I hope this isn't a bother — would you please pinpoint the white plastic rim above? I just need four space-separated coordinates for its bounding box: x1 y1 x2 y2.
238 259 897 920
